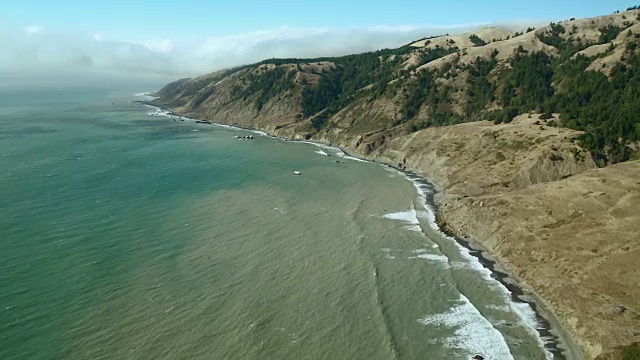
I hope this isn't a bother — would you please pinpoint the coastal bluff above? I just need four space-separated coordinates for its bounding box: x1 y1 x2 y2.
152 8 640 359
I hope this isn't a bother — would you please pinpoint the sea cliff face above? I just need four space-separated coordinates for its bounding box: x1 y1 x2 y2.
152 9 640 359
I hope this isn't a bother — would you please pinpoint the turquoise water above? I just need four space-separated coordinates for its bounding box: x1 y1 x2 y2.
0 86 553 359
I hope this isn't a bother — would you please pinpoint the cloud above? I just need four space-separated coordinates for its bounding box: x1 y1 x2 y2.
0 21 538 81
25 25 44 35
140 38 173 54
184 23 496 72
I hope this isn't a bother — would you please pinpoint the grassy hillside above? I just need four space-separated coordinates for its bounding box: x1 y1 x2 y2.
155 9 640 164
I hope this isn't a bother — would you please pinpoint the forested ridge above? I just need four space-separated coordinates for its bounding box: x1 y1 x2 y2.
157 9 640 165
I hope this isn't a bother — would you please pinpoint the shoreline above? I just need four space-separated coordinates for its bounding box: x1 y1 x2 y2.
389 170 581 360
139 97 584 360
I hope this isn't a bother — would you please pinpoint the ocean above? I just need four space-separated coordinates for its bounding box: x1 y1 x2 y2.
0 86 557 359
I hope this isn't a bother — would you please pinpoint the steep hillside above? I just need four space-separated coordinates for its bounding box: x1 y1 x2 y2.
152 7 640 359
367 115 640 359
154 9 640 165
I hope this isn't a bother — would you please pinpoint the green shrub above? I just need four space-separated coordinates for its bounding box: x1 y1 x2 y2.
469 34 487 46
621 343 640 360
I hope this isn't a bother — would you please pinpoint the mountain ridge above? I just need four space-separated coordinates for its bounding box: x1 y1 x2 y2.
156 8 640 164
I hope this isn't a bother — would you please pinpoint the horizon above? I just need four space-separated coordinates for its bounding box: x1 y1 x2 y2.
0 0 638 83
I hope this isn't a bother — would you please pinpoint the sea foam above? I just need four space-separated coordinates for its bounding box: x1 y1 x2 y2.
409 248 449 264
418 294 515 360
398 169 554 359
382 205 423 232
134 92 157 101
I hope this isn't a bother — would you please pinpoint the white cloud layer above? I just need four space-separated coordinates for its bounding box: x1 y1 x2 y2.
25 25 44 35
0 21 536 81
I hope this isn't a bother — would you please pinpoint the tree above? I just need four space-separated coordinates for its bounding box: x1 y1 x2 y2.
469 34 487 46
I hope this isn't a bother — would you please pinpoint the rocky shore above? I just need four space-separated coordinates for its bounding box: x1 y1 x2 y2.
328 117 639 360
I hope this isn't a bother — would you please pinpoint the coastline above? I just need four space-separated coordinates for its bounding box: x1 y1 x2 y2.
139 98 584 360
435 220 584 360
387 170 583 360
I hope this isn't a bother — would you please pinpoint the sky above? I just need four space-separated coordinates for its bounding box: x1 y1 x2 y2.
0 0 636 83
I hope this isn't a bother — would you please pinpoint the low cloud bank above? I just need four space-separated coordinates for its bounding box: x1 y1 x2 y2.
0 21 535 82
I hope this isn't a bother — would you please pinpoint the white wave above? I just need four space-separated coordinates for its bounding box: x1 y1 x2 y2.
298 141 369 162
449 261 475 270
143 105 196 124
314 149 329 156
306 145 370 162
250 129 269 137
304 141 341 151
404 224 423 232
134 92 158 102
143 104 272 139
443 233 552 356
410 248 449 264
511 301 542 326
418 294 514 360
486 304 512 312
141 105 373 165
147 108 172 117
395 170 554 359
510 301 546 338
383 209 418 223
382 206 424 233
338 153 370 163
